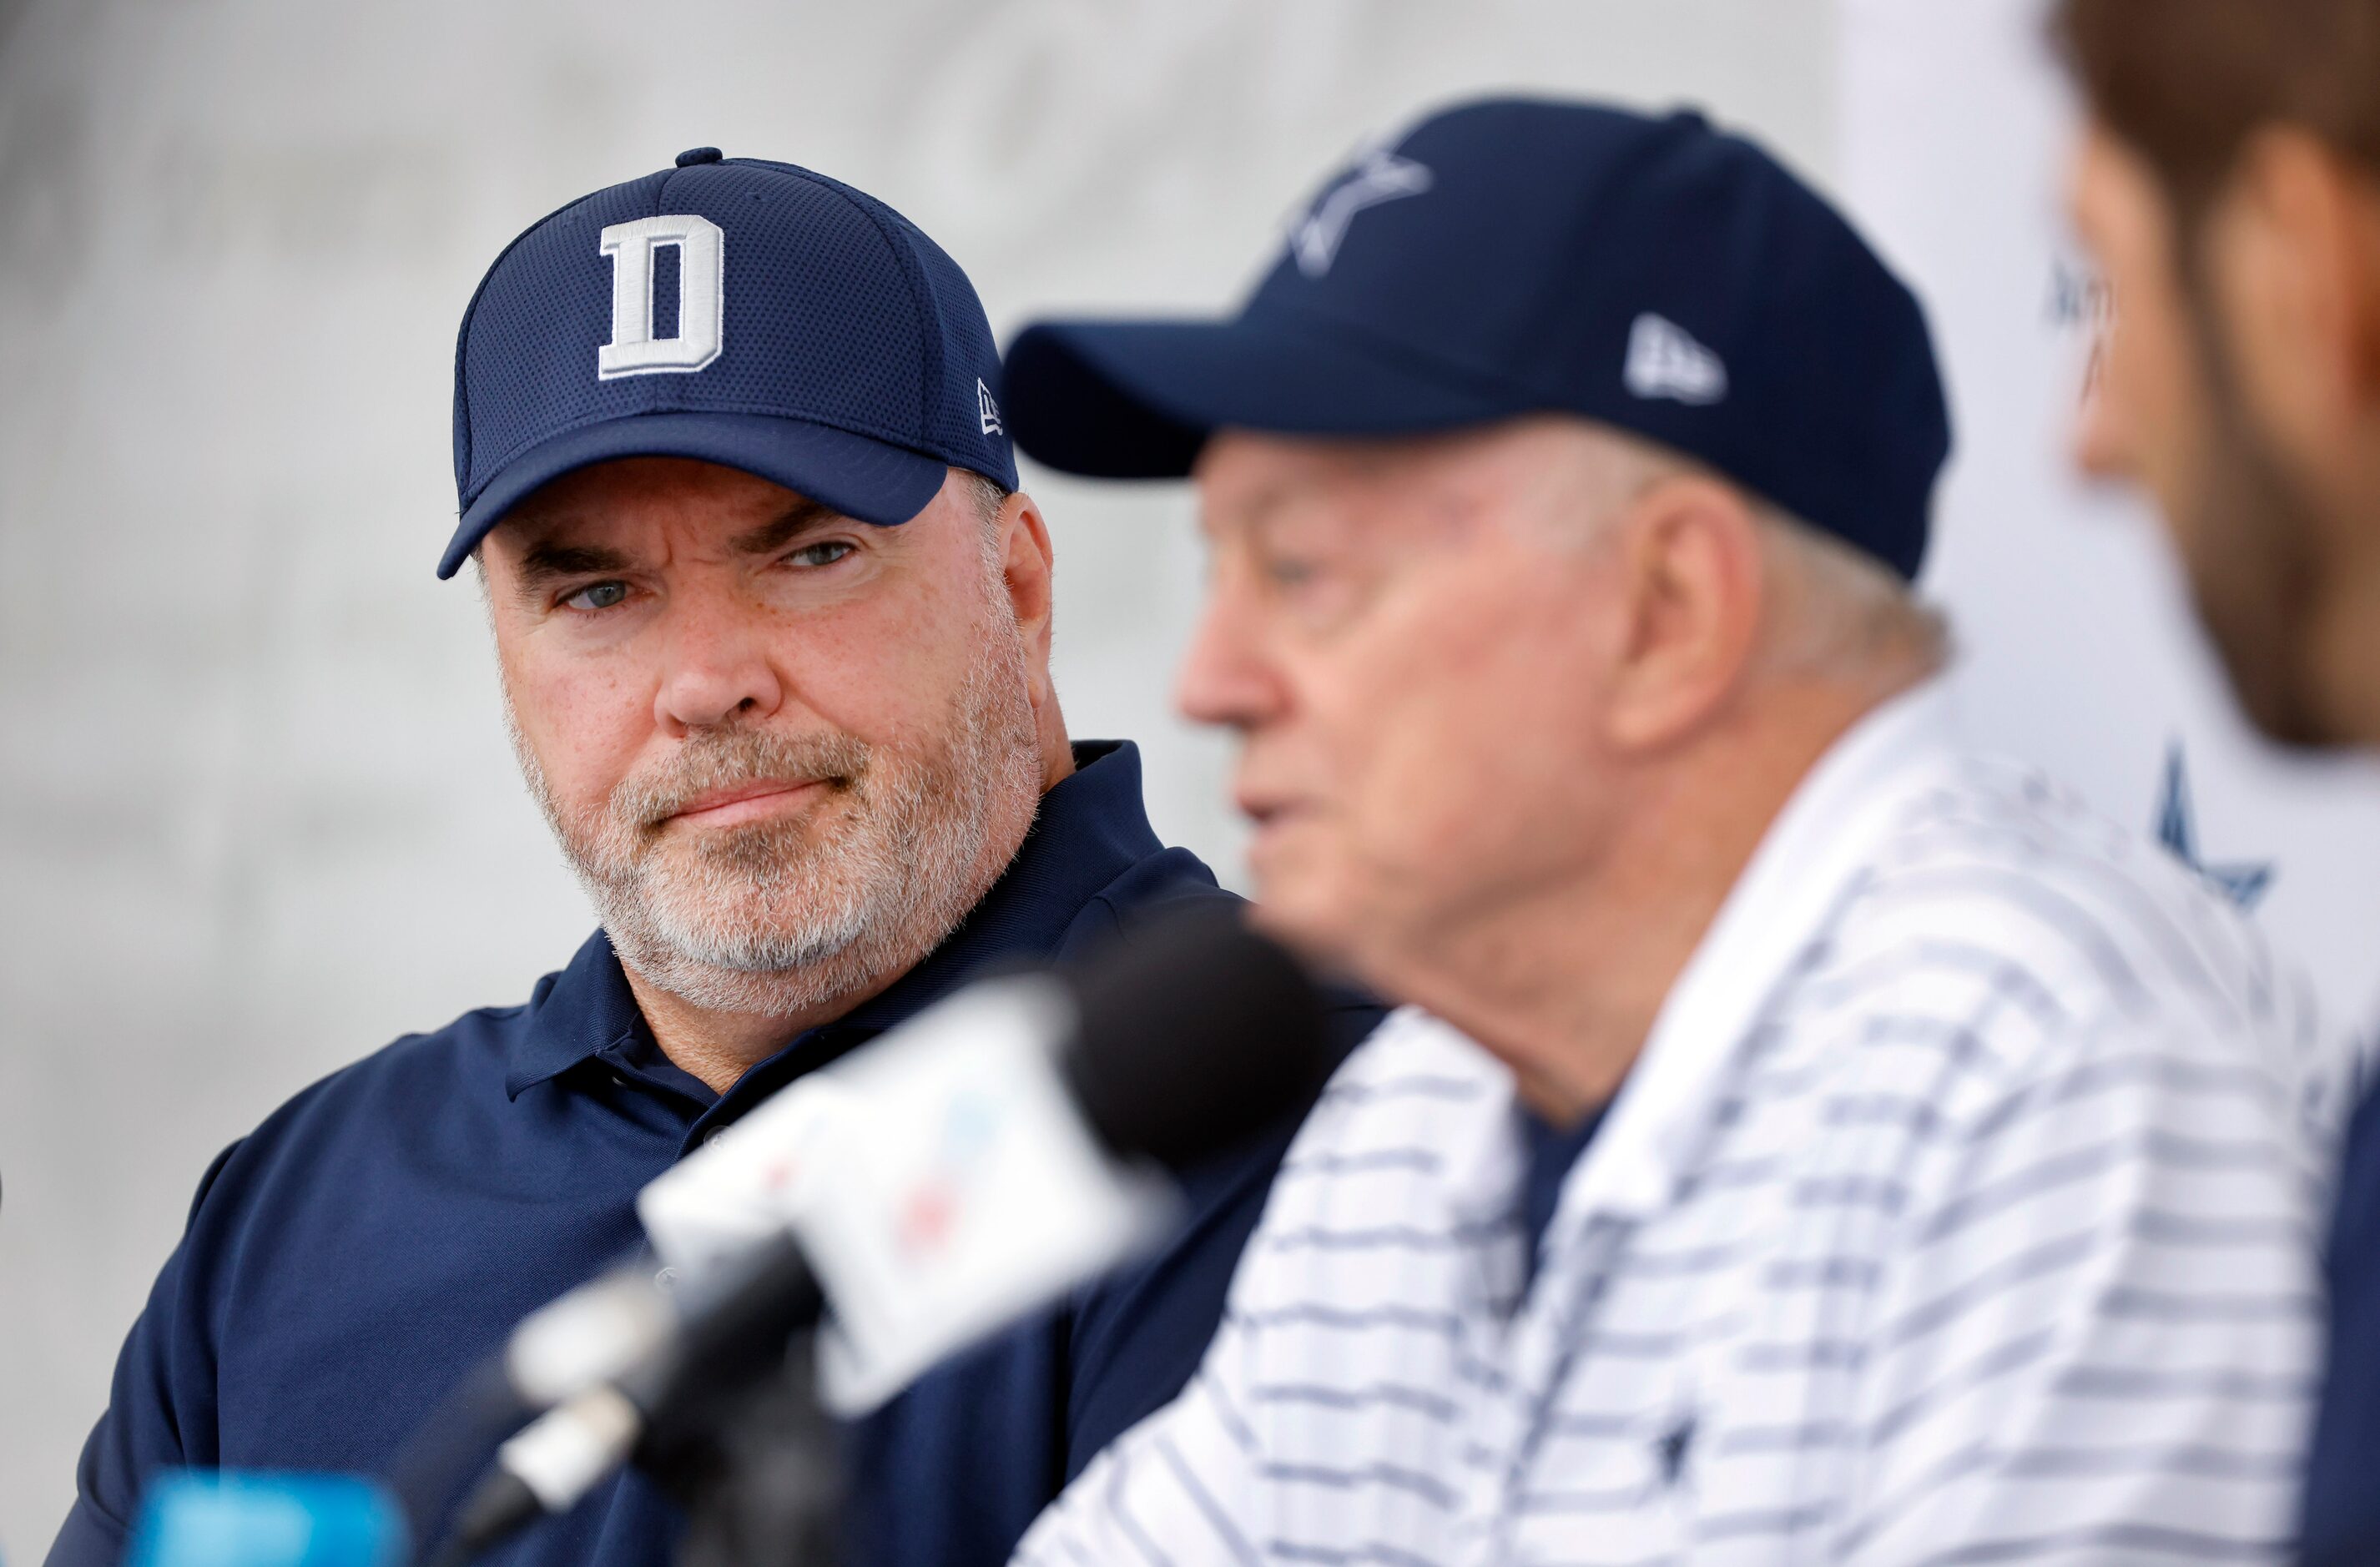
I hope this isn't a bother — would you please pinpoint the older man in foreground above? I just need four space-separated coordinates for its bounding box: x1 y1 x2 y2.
998 98 2327 1564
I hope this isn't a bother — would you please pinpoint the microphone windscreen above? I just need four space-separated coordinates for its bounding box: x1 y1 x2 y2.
1060 901 1335 1170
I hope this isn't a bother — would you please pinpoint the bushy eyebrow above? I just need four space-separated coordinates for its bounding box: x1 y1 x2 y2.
731 498 845 557
509 498 850 597
515 540 636 587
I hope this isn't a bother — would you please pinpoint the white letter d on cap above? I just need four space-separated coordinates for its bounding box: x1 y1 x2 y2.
598 214 724 380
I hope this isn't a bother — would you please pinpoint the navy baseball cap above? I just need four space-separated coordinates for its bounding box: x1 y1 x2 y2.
1002 99 1949 581
441 147 1016 579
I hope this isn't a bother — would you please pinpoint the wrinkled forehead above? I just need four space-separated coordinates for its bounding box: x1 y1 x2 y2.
1192 418 1619 547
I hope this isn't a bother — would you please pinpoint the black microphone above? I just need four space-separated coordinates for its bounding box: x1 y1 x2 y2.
430 904 1331 1565
429 1234 823 1567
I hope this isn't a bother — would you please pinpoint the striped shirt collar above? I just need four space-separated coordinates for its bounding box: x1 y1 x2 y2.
1522 675 1964 1232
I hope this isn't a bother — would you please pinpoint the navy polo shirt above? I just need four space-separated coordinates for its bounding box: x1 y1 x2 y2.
49 741 1380 1567
2305 1076 2380 1565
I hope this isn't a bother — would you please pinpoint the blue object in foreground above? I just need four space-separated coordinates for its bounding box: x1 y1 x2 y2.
127 1474 406 1567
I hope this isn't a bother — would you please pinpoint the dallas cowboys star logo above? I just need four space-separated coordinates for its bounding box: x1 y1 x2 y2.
2154 743 2275 909
1288 145 1434 279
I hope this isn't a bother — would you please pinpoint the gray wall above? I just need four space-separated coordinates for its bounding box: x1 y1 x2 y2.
0 2 1834 1554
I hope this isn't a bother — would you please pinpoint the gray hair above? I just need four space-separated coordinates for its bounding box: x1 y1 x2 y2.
1751 500 1952 686
1551 421 1949 691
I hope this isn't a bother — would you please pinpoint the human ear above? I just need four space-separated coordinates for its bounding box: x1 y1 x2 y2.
1600 477 1763 753
2205 128 2378 466
995 488 1059 695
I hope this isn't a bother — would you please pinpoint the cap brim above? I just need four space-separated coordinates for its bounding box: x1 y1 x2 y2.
1002 313 1528 480
438 413 949 579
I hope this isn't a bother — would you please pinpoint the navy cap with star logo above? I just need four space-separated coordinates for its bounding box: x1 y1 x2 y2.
439 147 1016 579
1001 98 1950 582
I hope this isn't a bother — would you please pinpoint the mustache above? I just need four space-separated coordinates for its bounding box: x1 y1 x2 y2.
612 727 874 833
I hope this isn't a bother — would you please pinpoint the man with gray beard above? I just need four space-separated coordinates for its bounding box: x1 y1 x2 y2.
49 150 1379 1567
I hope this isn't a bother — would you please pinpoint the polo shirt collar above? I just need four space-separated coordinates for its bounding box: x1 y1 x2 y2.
505 926 653 1099
1551 675 1965 1227
503 739 1162 1101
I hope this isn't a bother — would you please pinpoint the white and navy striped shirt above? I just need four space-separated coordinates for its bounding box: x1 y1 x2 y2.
1016 683 2333 1566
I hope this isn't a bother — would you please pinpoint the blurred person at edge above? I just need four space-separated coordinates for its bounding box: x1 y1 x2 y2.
45 149 1379 1567
2060 2 2380 1559
993 98 2329 1565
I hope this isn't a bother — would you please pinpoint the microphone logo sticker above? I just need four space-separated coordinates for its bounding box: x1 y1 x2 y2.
897 1089 1003 1257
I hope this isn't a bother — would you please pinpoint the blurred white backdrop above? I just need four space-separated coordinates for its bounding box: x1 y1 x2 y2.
0 0 1835 1553
1843 0 2380 1039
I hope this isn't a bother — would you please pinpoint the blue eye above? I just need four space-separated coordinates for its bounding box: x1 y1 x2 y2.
563 581 631 612
787 540 855 568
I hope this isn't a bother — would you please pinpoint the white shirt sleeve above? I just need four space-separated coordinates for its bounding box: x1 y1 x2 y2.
1011 1330 1272 1567
1835 1008 2324 1565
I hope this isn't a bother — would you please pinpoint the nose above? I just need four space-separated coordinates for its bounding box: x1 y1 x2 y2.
2072 325 2131 480
653 594 785 734
1175 572 1288 733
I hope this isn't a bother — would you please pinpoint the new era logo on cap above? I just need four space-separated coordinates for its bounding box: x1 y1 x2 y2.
1623 313 1727 406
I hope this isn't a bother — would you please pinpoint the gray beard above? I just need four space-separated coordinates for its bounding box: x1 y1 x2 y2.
507 616 1044 1019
